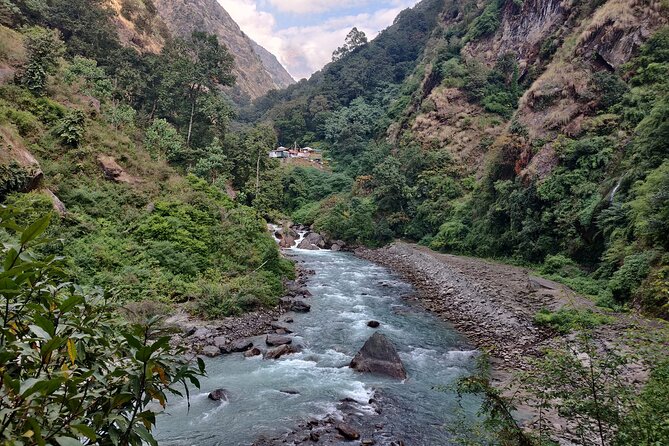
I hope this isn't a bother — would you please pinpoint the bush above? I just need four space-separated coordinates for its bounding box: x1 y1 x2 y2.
53 109 85 146
193 271 283 318
534 308 613 334
608 251 655 303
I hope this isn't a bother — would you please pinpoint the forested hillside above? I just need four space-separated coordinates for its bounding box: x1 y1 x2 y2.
256 0 669 319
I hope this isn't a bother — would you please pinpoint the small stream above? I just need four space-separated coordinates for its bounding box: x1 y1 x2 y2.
154 247 480 445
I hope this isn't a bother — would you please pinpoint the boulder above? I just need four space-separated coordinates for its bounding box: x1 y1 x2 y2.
330 240 346 252
279 234 296 248
297 232 326 250
45 189 67 216
279 389 300 395
193 327 212 340
96 155 138 184
222 338 253 354
336 423 360 440
271 322 293 333
266 334 292 346
243 347 262 358
208 388 229 401
350 333 407 380
213 336 229 349
265 344 297 360
367 321 381 328
290 300 311 313
202 345 221 357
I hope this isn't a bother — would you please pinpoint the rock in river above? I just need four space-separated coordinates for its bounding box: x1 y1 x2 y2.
221 338 253 354
367 320 381 328
349 333 407 380
208 388 229 401
266 334 292 346
290 300 311 313
297 232 326 250
265 344 297 360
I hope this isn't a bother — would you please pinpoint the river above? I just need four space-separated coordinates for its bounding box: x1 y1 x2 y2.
154 248 480 445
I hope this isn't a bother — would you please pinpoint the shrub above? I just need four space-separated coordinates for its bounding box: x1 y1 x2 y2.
193 272 282 318
53 109 85 146
534 308 613 333
608 251 655 303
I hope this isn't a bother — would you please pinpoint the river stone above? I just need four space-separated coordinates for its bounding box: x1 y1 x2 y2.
265 344 296 360
367 320 381 328
202 345 221 357
271 322 293 333
290 300 311 313
244 347 261 358
266 334 292 346
336 423 360 440
193 327 212 340
350 333 407 379
213 336 229 349
297 232 326 250
208 388 229 401
222 338 253 354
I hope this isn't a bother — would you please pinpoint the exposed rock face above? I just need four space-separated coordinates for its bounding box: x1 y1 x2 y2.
151 0 294 100
350 333 407 380
96 155 139 184
0 129 44 194
251 40 295 89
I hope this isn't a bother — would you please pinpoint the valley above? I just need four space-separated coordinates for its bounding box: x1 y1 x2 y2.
0 0 668 445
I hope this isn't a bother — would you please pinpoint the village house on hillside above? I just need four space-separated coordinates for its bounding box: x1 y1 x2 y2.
268 145 324 168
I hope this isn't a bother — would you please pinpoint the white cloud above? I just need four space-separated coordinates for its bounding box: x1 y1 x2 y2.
218 0 419 80
267 0 369 14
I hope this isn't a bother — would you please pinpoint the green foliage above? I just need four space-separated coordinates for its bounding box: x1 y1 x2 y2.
0 161 32 199
17 26 64 95
192 271 283 318
464 0 501 42
52 109 85 146
63 55 113 100
533 308 613 334
144 118 185 161
607 251 655 303
0 206 205 446
332 27 368 62
615 359 669 445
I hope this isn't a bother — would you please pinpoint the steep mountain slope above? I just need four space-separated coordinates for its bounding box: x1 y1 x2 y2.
251 39 295 88
151 0 294 100
259 0 668 318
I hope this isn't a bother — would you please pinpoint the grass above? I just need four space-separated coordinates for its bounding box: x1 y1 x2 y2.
534 307 614 334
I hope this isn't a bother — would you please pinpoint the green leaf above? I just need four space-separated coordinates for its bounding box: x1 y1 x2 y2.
60 295 84 314
20 214 51 245
29 324 52 340
55 436 84 446
71 424 97 442
3 248 19 271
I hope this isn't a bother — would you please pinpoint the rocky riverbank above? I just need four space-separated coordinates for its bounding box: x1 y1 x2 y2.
355 241 581 373
165 265 315 358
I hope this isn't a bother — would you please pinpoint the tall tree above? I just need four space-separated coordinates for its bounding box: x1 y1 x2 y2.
160 32 235 147
332 27 368 61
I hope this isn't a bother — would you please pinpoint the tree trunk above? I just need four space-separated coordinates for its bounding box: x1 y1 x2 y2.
187 88 198 147
255 154 261 195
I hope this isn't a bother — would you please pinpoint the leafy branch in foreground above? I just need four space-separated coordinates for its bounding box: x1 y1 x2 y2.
0 206 205 446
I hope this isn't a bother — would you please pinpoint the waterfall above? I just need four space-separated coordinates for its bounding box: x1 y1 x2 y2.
609 177 623 205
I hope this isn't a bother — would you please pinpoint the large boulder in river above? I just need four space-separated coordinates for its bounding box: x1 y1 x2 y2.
221 338 253 354
297 232 326 250
350 333 407 380
265 344 297 360
290 300 311 313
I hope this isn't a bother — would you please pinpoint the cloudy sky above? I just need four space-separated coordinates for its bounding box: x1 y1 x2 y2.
218 0 421 80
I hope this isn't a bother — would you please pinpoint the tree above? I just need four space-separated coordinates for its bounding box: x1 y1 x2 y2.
332 27 368 61
144 118 186 162
18 26 64 95
160 32 235 147
0 207 204 446
192 137 232 184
